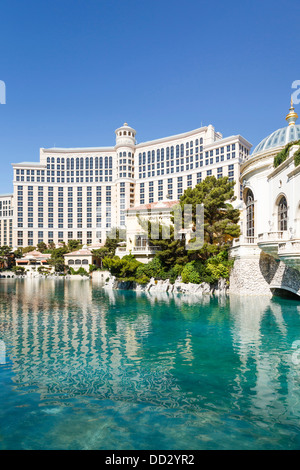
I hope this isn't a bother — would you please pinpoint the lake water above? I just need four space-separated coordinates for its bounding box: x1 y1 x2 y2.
0 279 300 450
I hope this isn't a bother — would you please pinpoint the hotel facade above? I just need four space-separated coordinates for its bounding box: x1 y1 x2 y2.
0 122 251 249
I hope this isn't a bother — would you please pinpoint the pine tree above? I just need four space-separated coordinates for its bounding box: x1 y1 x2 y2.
179 176 240 259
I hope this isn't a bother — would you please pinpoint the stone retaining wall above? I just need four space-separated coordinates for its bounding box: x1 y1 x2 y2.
229 251 300 296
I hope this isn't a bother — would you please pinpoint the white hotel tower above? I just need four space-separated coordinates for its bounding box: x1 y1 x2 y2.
1 122 251 248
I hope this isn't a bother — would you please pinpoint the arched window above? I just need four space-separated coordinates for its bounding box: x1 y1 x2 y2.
278 196 288 231
82 259 88 265
246 189 255 238
75 259 81 265
68 260 74 265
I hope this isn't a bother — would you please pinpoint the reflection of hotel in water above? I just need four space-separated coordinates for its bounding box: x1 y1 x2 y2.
1 281 300 417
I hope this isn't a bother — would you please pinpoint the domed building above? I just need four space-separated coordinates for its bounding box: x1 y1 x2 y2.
230 100 300 297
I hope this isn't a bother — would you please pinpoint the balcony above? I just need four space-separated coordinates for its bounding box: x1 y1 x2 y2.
231 236 257 247
131 246 160 254
115 245 160 260
229 236 261 259
278 239 300 270
257 231 288 258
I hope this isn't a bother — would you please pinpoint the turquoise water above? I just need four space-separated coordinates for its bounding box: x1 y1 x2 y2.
0 279 300 450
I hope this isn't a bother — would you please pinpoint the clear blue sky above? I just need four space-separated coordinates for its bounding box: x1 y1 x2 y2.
0 0 299 193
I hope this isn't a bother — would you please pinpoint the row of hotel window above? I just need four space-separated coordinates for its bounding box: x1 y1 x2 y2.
17 230 99 247
137 150 239 178
16 186 112 230
0 201 12 218
0 220 12 246
16 156 114 182
15 168 113 183
139 168 234 203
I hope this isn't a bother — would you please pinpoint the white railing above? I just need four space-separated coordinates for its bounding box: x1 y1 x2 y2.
257 231 286 242
132 246 160 253
232 236 257 246
115 246 160 255
278 240 300 255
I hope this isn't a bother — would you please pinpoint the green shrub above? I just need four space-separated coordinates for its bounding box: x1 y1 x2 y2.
103 254 142 281
135 274 150 285
89 264 97 273
12 266 25 275
294 148 300 167
274 140 300 168
70 266 89 276
181 262 200 284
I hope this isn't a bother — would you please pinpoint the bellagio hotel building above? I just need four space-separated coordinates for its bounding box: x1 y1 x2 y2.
0 122 251 248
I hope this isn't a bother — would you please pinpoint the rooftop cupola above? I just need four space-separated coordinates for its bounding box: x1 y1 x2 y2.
286 97 298 126
115 122 136 149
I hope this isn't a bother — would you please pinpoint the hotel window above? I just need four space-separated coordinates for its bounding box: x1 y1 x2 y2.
187 174 192 187
158 180 163 201
197 172 202 184
278 196 288 231
149 181 154 203
140 183 145 204
207 170 212 176
245 189 255 239
217 167 223 179
177 177 183 197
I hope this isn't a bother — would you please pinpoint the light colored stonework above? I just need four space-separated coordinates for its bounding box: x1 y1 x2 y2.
229 250 300 297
